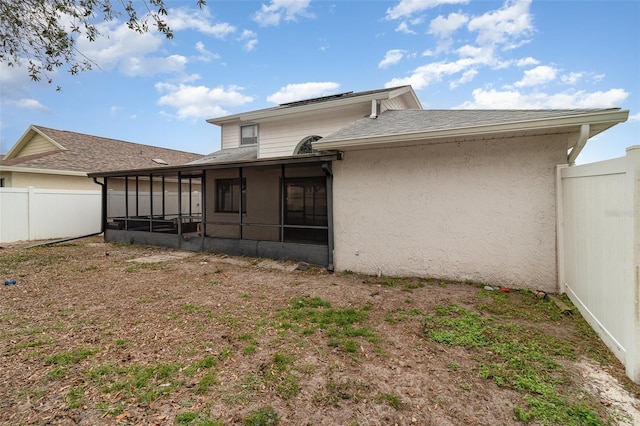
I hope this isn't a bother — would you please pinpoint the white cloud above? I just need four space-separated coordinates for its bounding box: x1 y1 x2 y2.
515 57 539 67
386 0 469 21
514 65 558 87
76 21 162 71
379 50 406 68
9 98 49 112
239 30 258 52
267 82 341 104
467 0 533 46
195 41 221 62
561 72 584 85
76 20 197 77
449 69 478 89
629 112 640 122
253 0 314 27
121 54 188 77
428 12 469 38
166 8 236 38
155 83 253 119
459 87 629 109
456 44 497 65
385 58 479 90
385 1 539 92
395 21 417 34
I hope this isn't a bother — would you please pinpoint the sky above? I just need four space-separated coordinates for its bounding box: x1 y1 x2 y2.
1 0 639 164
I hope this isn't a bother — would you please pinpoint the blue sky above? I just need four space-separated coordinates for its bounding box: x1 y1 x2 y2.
1 0 638 164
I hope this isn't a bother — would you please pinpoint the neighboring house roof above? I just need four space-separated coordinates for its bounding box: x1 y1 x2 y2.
207 85 421 125
188 145 258 165
314 108 629 161
0 125 203 175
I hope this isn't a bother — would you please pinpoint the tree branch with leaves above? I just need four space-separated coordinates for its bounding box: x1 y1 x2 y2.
0 0 205 85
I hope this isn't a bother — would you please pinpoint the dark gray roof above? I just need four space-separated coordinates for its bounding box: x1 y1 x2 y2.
318 109 622 143
208 86 415 123
188 145 258 165
278 87 408 107
1 126 204 173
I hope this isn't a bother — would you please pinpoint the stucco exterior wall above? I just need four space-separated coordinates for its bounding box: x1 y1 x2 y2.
332 134 567 292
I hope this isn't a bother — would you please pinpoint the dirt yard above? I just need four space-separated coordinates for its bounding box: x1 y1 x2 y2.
1 236 638 425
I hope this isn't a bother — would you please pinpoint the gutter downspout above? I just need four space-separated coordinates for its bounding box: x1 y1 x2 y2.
567 124 590 165
93 177 107 234
322 162 335 272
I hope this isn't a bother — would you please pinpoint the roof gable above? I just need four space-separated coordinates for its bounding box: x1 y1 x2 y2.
3 126 66 160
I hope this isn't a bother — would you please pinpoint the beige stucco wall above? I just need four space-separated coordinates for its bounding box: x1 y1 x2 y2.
332 134 567 293
2 171 99 190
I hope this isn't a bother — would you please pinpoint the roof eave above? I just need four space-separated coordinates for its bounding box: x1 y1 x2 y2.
0 165 89 176
89 152 343 178
314 109 629 151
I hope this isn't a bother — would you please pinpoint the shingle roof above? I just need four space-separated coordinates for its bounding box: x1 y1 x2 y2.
188 146 258 165
0 126 203 173
318 109 622 143
207 86 418 124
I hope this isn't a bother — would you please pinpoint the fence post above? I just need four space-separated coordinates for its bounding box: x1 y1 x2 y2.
626 145 640 383
27 186 36 241
555 164 568 295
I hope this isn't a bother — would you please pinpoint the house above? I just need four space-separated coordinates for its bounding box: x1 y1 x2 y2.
88 86 629 293
0 125 203 243
0 125 203 189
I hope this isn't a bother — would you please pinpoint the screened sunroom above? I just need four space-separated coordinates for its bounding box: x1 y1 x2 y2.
89 152 340 268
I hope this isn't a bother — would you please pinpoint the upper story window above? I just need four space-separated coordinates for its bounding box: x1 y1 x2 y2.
241 124 258 145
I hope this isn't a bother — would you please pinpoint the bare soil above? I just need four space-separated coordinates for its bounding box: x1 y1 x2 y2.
0 236 638 425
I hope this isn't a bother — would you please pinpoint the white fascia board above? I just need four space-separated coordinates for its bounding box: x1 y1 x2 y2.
0 166 88 177
315 110 629 150
207 91 409 125
4 126 67 159
388 86 422 109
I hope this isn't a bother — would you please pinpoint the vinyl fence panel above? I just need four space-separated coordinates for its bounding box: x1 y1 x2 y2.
0 187 101 243
558 146 640 383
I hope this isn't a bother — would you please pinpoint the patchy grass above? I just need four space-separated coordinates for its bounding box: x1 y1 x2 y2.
1 238 632 425
422 298 606 426
175 411 222 426
124 262 168 273
87 362 183 404
276 297 377 355
45 347 96 366
243 406 279 425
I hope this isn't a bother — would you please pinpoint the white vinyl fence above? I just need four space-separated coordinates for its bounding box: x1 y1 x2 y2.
106 190 201 218
557 145 640 383
0 187 101 243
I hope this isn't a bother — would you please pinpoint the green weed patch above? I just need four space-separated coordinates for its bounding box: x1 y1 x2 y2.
276 297 376 355
422 302 603 425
